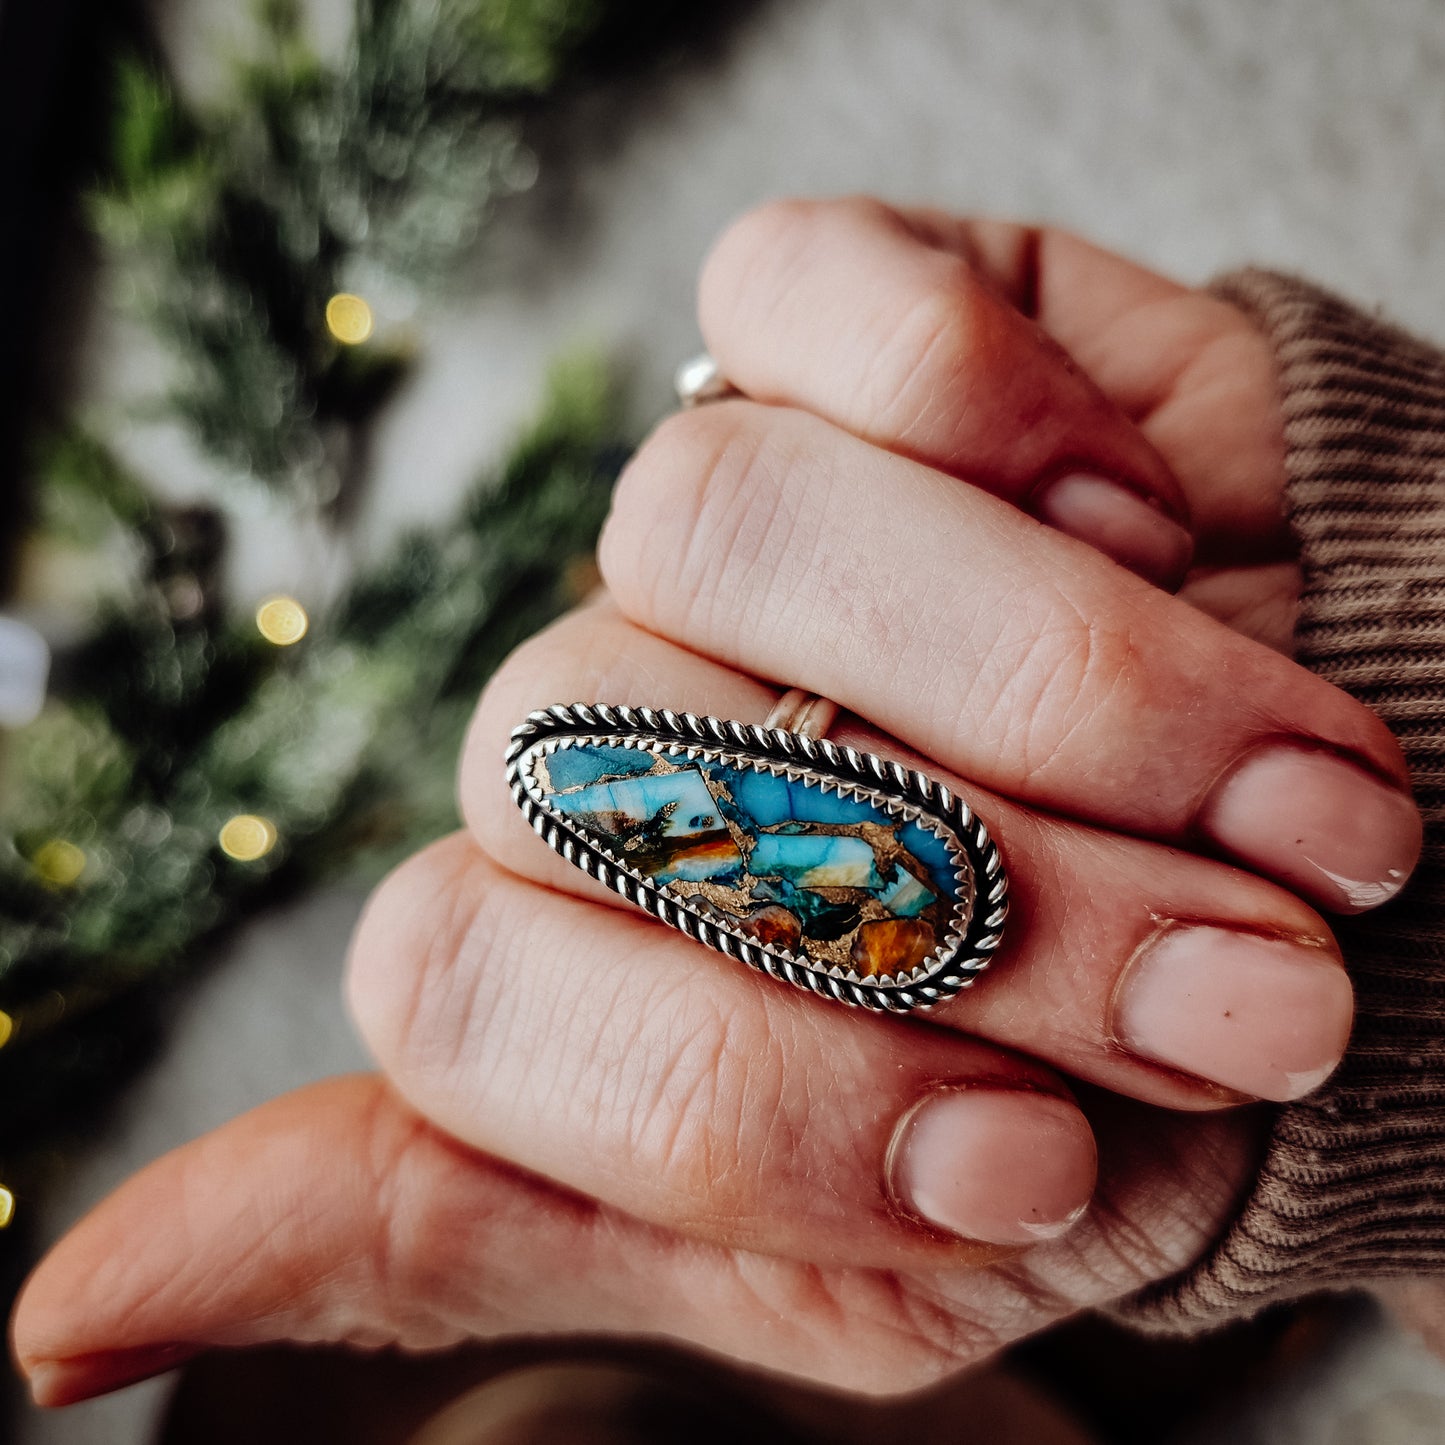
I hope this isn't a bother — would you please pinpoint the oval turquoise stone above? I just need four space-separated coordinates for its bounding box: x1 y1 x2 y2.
536 740 960 978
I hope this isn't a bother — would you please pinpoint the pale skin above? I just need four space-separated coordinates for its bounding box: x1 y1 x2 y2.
11 200 1433 1406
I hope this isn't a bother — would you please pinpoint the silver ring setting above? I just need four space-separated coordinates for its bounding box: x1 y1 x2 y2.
506 703 1008 1013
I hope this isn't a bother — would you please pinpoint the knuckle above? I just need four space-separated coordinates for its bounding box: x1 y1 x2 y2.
349 837 802 1220
601 404 802 642
461 635 551 797
962 595 1144 788
864 266 991 441
706 196 874 280
707 197 822 276
474 612 567 711
612 404 750 521
471 601 622 721
699 200 820 344
598 965 794 1213
460 609 636 850
700 196 904 343
544 942 800 1212
459 616 588 834
345 835 496 1087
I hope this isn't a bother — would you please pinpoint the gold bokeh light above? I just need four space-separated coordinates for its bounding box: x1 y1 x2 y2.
219 814 279 862
256 596 309 646
0 1011 12 1050
33 839 86 888
0 1187 14 1229
325 292 374 345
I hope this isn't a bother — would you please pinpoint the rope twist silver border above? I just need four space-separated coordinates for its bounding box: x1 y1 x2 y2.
505 702 1008 1013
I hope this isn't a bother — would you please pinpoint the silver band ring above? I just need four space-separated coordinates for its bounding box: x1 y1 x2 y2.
506 702 1008 1013
674 352 741 409
764 688 839 739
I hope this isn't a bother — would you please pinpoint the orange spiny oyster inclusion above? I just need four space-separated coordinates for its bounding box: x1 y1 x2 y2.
535 741 963 978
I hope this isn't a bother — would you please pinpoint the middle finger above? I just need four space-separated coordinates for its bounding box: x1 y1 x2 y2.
598 400 1419 915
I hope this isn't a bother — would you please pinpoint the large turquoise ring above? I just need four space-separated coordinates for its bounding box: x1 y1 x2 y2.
505 699 1008 1013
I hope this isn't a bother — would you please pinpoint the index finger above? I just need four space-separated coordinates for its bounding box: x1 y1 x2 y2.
698 199 1288 574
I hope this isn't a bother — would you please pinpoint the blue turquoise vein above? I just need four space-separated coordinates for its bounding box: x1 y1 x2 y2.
540 741 959 905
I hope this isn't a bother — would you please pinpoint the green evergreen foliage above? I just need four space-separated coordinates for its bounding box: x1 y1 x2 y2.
92 0 615 500
0 0 645 1211
1 361 622 1162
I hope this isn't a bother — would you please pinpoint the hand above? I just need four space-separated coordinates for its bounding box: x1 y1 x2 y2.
12 202 1423 1406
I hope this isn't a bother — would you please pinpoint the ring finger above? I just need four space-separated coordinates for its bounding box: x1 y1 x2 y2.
457 598 1352 1117
696 198 1284 568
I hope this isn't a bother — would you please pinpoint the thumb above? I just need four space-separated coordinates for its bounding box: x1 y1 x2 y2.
10 1075 644 1406
13 1074 974 1408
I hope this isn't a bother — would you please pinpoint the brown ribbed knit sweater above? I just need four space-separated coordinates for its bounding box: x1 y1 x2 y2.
1123 271 1445 1329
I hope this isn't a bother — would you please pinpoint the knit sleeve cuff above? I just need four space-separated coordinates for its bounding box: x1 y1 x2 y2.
1117 269 1445 1331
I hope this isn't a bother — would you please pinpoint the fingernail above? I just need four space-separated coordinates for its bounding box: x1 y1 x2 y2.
1202 744 1422 913
1112 925 1353 1101
1034 473 1193 586
889 1089 1096 1245
26 1343 196 1407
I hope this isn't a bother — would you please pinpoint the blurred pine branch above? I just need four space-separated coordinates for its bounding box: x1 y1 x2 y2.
93 0 622 501
0 0 680 1213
